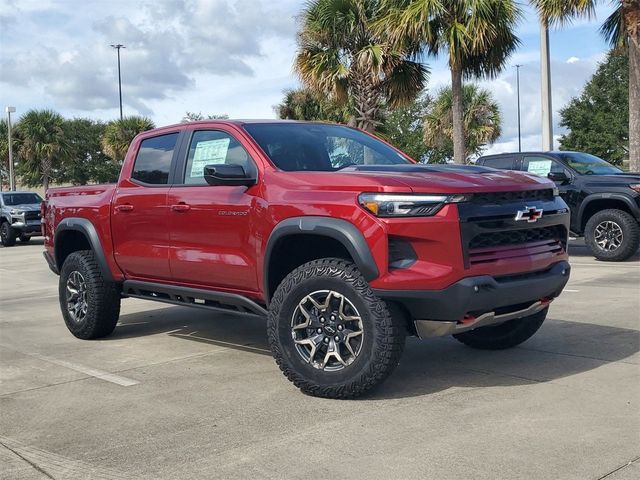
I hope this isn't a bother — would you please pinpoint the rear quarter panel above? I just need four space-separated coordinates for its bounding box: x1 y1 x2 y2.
44 185 123 280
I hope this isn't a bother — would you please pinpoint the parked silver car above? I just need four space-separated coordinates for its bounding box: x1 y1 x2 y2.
0 191 43 246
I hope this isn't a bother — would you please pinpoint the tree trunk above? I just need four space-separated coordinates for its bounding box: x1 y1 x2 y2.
625 0 640 172
451 63 465 164
42 157 51 192
352 71 381 133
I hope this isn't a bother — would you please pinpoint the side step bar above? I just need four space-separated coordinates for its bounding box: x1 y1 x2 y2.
122 280 268 317
414 300 550 339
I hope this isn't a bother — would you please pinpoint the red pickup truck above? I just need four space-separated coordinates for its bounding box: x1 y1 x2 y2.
43 120 571 398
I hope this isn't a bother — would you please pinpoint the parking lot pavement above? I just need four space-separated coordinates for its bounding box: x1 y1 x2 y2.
0 239 638 480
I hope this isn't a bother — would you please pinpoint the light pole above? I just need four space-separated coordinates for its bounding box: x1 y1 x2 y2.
110 44 125 120
540 21 553 151
515 65 522 153
6 106 16 192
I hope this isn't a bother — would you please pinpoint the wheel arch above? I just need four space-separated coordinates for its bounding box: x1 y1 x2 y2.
263 217 379 304
578 194 640 232
54 218 114 282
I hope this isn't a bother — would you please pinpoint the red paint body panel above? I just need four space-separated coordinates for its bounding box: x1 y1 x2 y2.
44 120 569 308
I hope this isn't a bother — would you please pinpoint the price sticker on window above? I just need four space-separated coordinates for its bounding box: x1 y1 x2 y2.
191 138 230 177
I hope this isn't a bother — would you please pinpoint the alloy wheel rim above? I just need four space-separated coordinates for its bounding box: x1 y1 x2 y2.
66 271 88 323
594 220 623 251
291 290 364 372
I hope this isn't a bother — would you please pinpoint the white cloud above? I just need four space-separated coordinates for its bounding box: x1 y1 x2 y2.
566 56 580 64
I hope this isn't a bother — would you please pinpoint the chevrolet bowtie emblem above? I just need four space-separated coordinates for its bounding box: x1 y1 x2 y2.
515 206 543 223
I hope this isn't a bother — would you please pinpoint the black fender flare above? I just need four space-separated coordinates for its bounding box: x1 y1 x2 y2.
54 218 114 282
263 216 379 303
577 193 640 228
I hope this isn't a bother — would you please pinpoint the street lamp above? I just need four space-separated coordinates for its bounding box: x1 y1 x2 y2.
110 44 126 120
515 65 522 153
5 106 16 192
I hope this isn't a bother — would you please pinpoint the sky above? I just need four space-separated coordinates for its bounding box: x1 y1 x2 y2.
0 0 615 155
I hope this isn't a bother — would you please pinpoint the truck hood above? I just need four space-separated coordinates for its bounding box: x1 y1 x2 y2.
577 173 640 186
339 164 553 193
6 203 41 212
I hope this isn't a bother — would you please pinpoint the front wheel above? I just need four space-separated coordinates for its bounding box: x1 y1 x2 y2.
585 209 640 262
267 258 405 399
0 222 16 246
453 308 548 350
59 250 121 339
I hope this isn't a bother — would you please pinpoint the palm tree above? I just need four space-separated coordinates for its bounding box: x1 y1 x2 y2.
16 109 67 191
532 0 639 171
424 84 502 162
0 119 9 191
295 0 428 132
275 88 351 123
379 0 520 164
102 116 155 162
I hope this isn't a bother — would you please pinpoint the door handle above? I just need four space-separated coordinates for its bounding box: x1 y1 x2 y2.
115 204 134 212
171 203 191 212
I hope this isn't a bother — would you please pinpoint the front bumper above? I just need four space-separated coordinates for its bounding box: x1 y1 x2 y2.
374 260 570 330
10 217 42 235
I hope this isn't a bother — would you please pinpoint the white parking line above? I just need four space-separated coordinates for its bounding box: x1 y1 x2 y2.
570 262 640 268
0 344 139 387
563 289 580 292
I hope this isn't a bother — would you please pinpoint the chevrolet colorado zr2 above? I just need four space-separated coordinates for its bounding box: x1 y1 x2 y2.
43 120 571 398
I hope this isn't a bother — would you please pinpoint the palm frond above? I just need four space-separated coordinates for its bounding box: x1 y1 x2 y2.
600 6 626 50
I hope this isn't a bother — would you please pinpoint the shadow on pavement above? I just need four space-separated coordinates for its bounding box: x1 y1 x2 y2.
0 237 45 248
109 306 639 399
568 238 640 261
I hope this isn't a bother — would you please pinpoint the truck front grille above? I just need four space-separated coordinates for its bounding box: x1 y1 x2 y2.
471 189 554 205
467 225 566 266
469 225 564 249
24 211 40 221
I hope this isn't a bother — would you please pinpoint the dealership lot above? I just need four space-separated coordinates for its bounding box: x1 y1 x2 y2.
1 240 638 480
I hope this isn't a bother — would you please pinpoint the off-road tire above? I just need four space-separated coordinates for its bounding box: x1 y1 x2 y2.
0 222 16 246
585 209 639 262
267 258 405 399
453 307 548 350
59 250 121 339
19 233 31 243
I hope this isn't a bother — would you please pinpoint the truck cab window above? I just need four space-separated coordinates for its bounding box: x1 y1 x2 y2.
183 130 255 185
132 133 179 185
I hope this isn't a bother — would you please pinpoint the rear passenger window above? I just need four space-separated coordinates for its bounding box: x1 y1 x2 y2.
132 133 179 185
482 156 516 169
183 130 255 185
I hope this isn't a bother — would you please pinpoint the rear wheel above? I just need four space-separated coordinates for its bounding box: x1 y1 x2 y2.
0 222 16 246
19 233 32 243
267 258 405 399
59 250 121 339
453 308 548 350
585 209 639 261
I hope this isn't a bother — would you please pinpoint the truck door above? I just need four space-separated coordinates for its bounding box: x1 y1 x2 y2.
111 131 180 281
167 127 260 293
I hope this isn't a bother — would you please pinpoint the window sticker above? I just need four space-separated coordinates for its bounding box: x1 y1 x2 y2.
190 138 230 177
527 159 552 176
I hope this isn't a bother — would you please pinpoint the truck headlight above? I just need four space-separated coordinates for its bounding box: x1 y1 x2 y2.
10 209 23 215
358 193 469 217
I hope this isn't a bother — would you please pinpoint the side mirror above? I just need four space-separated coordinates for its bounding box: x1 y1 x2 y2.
548 171 570 184
203 164 256 187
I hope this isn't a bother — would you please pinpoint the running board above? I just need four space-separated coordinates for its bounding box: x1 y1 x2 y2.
122 280 267 317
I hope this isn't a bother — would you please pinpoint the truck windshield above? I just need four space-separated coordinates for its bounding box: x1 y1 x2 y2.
2 193 43 205
243 123 412 172
557 152 623 175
